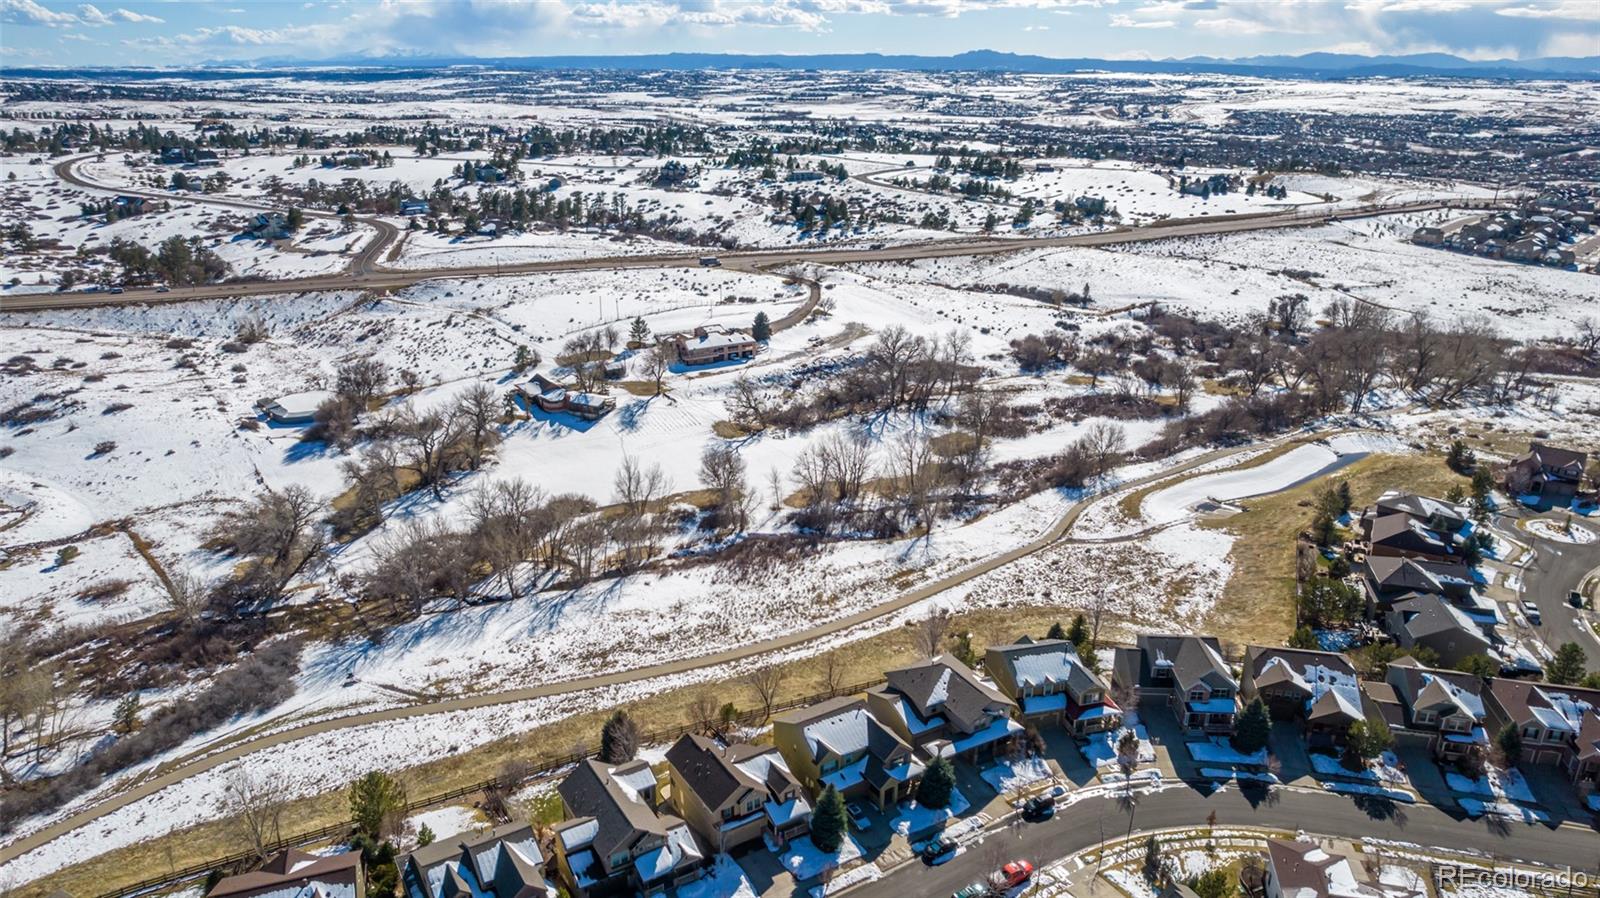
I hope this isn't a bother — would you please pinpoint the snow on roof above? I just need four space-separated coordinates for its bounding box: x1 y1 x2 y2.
266 390 334 419
947 717 1022 755
1261 657 1362 721
926 667 952 709
805 706 871 758
1010 649 1087 689
681 330 753 351
610 763 657 803
819 757 868 792
1420 673 1484 718
764 795 811 828
632 824 702 883
558 818 599 851
1023 693 1068 715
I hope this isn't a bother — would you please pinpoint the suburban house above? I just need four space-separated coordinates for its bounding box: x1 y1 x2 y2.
208 849 365 898
1240 647 1364 749
1360 555 1476 618
671 325 759 366
1383 594 1493 668
256 390 334 425
1483 678 1600 781
551 759 706 898
1384 658 1488 761
399 822 553 898
515 373 616 421
1263 838 1403 898
771 696 924 810
399 199 431 216
984 636 1120 736
1362 513 1462 564
865 656 1021 764
1370 492 1469 534
1501 442 1588 508
663 734 811 854
1112 634 1239 736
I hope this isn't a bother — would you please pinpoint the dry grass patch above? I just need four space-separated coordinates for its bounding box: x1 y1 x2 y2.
1200 451 1466 647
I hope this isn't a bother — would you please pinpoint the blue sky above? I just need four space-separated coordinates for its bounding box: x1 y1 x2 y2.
1 0 1596 67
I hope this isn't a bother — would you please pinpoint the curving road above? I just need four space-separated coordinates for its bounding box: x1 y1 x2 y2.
0 155 1499 314
0 429 1338 870
852 784 1600 898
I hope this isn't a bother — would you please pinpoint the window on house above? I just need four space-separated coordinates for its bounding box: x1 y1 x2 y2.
1414 709 1436 726
1523 726 1541 739
1188 689 1207 702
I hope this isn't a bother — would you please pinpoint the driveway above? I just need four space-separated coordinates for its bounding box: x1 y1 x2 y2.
1267 722 1313 784
1139 705 1199 780
1517 764 1593 825
1391 733 1457 809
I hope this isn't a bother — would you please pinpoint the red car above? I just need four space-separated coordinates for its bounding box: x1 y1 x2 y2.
993 860 1035 889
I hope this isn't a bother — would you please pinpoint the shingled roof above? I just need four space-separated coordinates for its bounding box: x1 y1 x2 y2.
210 850 363 898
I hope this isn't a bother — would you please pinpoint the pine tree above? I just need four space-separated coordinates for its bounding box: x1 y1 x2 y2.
1231 697 1271 755
1497 721 1522 764
1046 621 1067 641
416 823 435 847
811 784 848 852
752 311 771 342
1066 613 1089 648
628 316 651 347
112 692 140 735
600 709 640 763
1288 626 1318 650
1142 835 1164 885
1547 642 1587 685
916 756 957 810
349 770 408 841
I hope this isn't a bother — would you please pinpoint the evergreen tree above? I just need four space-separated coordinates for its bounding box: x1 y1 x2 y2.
600 709 641 763
1288 626 1318 650
752 311 771 342
349 771 408 841
629 316 651 347
1046 620 1067 641
1497 721 1522 764
1547 642 1587 685
1188 868 1235 898
916 756 957 810
1231 697 1271 755
1454 654 1499 678
1141 835 1164 885
112 692 140 735
416 823 435 847
286 206 304 230
811 784 848 851
1066 613 1089 649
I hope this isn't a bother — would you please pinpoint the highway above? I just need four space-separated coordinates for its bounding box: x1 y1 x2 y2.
0 154 1499 313
852 784 1600 898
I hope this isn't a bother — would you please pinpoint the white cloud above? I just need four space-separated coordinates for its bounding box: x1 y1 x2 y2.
1539 31 1600 56
112 6 162 23
1496 1 1600 20
1109 12 1173 26
1 0 78 26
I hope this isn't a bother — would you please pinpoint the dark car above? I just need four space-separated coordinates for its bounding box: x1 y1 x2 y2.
1022 794 1056 820
921 836 959 864
1572 591 1587 609
952 883 993 898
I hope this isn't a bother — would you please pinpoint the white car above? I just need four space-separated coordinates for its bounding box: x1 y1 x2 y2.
1520 600 1541 624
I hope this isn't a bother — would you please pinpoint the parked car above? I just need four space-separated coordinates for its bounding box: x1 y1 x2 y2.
846 802 872 830
698 256 721 267
1571 591 1586 609
952 883 993 898
993 860 1035 889
1520 600 1541 624
110 286 124 294
921 836 959 864
1022 794 1056 820
156 284 171 293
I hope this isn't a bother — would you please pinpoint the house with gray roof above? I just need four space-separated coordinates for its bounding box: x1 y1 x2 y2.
771 696 923 810
865 655 1021 763
664 734 811 853
1360 555 1476 618
209 849 364 898
1363 512 1462 564
1501 442 1588 509
985 636 1120 737
1264 838 1400 898
1240 647 1364 749
1384 658 1487 761
399 822 552 898
551 759 705 898
1112 634 1238 736
1383 593 1492 668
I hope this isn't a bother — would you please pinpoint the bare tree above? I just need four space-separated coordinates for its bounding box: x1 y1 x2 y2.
689 692 721 736
454 382 501 470
913 609 952 660
699 443 749 531
397 405 466 499
166 567 210 624
742 666 785 722
210 484 328 604
1080 421 1127 479
726 374 769 429
642 346 670 395
220 768 288 862
820 651 847 698
335 357 390 408
889 428 940 532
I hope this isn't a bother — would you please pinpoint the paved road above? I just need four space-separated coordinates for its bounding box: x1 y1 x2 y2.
1516 513 1600 672
1 155 1494 313
0 428 1335 869
850 785 1600 898
49 155 400 279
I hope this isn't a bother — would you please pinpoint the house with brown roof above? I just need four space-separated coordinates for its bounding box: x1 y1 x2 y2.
1362 513 1462 564
208 849 364 898
865 656 1020 764
1501 442 1588 508
399 822 553 898
515 373 616 421
1359 555 1476 618
671 325 758 366
1240 647 1364 749
1483 678 1600 782
551 759 706 898
985 636 1120 737
771 696 923 810
1112 634 1239 736
664 734 811 853
1383 658 1488 762
1263 838 1406 898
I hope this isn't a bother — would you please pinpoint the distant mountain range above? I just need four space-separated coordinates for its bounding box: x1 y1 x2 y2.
7 49 1599 80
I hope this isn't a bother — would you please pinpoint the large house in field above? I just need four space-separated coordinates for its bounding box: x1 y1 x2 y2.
1240 647 1364 749
551 759 706 898
771 696 924 810
1383 658 1488 762
1501 442 1588 508
399 822 553 898
985 636 1120 737
516 373 616 421
671 325 759 366
1112 634 1239 736
866 656 1021 764
208 849 365 898
663 734 812 853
